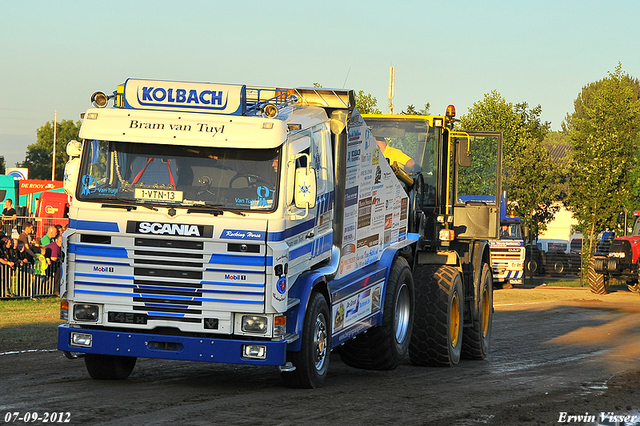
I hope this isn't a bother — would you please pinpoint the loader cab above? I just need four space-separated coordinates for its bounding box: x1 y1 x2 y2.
363 114 502 248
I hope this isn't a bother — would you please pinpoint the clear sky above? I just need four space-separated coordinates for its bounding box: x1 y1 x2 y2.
1 0 638 170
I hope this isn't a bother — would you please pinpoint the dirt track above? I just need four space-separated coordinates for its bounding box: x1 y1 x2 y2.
1 286 640 425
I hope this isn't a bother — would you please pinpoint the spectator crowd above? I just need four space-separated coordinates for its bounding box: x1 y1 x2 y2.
1 223 65 297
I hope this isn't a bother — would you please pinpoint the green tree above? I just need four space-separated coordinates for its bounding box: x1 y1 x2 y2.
401 104 430 115
458 91 561 240
564 64 640 253
312 83 381 114
354 90 381 114
20 119 81 180
0 156 5 174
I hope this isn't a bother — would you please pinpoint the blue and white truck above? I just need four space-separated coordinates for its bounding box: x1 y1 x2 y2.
58 80 502 387
488 195 525 287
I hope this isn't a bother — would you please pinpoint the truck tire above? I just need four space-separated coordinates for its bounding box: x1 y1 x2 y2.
526 258 539 276
587 259 609 295
281 292 330 389
462 263 493 360
84 354 136 380
552 259 566 275
628 283 640 294
409 265 463 367
339 256 414 370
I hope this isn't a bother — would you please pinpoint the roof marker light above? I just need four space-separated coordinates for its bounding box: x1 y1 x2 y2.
446 105 456 118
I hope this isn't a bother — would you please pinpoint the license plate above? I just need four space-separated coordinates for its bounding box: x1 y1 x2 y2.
134 188 183 202
108 311 148 324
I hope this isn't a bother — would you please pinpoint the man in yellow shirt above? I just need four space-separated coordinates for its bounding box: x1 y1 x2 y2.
375 137 418 172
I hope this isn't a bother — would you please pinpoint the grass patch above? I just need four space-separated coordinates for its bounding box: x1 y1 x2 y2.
1 297 63 352
523 277 585 287
0 297 62 328
522 276 630 291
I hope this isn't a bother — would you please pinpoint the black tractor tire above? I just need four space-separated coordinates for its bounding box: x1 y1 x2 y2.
340 257 414 370
526 258 539 276
462 263 493 360
409 265 463 367
84 354 137 380
587 259 609 295
281 292 330 389
628 283 640 294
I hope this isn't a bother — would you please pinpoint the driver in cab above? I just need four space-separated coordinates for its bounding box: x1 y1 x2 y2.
375 136 419 173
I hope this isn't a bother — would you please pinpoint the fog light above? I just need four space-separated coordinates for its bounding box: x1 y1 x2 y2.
70 332 93 348
242 315 268 333
73 304 100 322
242 344 267 360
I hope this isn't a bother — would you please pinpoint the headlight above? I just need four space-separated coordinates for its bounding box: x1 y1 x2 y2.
439 229 455 241
73 304 100 322
242 315 268 333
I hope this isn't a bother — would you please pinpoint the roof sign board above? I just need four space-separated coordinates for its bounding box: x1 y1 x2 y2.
123 79 246 115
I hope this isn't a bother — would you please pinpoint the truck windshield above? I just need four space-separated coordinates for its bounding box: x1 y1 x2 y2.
500 223 522 239
77 140 280 211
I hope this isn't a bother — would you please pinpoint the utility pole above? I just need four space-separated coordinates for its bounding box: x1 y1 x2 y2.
388 66 395 115
52 110 57 181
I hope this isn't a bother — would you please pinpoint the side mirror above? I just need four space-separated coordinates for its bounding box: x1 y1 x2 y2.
289 160 316 220
453 133 471 167
294 167 317 209
66 140 82 158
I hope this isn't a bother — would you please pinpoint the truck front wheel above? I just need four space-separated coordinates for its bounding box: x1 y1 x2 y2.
84 354 136 380
587 259 609 295
409 265 463 367
339 256 414 370
281 292 330 389
462 263 493 360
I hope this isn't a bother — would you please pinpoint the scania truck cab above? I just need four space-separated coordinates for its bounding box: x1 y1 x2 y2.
58 79 503 388
58 79 417 388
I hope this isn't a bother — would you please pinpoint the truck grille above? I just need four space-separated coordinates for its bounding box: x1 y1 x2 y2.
490 247 524 279
71 234 267 327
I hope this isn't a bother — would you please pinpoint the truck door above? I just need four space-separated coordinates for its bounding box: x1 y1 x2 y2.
285 123 334 276
452 131 502 240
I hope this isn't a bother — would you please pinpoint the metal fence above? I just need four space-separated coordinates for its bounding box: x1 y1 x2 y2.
0 261 60 299
2 215 69 240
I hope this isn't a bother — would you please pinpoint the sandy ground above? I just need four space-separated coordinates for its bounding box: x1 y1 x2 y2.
1 286 639 425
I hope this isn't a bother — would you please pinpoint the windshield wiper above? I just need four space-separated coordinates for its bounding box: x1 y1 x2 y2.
102 203 136 211
186 206 246 216
112 195 159 211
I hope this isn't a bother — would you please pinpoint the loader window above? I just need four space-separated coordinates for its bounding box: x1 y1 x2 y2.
364 116 436 205
456 134 499 204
